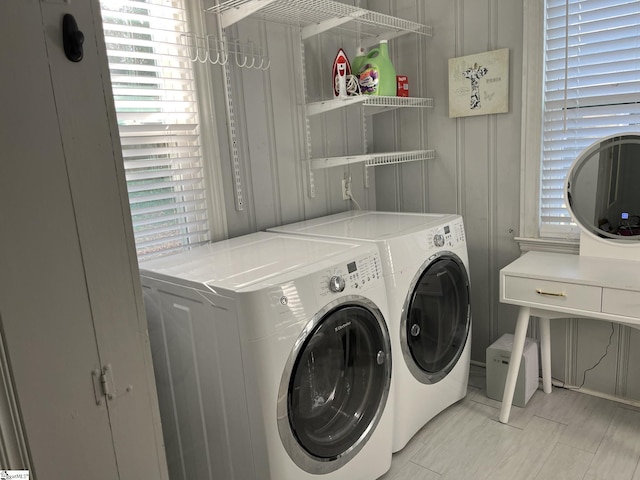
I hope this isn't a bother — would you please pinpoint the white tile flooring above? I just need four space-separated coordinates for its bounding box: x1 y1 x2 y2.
379 365 640 480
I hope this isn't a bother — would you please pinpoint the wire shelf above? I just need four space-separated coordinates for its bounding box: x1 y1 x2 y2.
306 95 434 116
310 149 435 170
206 0 432 41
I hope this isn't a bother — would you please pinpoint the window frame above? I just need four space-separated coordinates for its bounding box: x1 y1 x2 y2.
184 0 228 243
99 0 227 260
520 0 640 252
519 0 580 252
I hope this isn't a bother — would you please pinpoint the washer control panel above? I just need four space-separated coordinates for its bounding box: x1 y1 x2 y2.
319 253 382 297
427 218 466 249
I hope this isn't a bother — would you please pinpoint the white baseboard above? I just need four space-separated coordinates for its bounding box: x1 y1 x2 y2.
468 359 640 409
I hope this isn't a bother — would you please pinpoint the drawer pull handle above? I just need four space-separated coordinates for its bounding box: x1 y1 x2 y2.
536 289 566 297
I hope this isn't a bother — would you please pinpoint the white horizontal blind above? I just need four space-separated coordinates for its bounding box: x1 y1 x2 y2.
100 0 210 259
542 0 640 237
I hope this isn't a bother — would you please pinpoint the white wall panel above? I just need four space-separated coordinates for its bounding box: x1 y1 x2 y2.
492 0 525 343
210 15 371 235
461 0 495 364
373 0 523 362
625 328 640 399
423 1 459 216
575 321 620 395
266 26 307 225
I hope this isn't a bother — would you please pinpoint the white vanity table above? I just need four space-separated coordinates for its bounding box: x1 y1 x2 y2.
498 134 640 424
498 250 640 423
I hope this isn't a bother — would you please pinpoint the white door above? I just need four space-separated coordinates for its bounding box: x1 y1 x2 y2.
0 1 168 478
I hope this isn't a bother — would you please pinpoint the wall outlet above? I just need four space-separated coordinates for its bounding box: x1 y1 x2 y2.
342 178 352 200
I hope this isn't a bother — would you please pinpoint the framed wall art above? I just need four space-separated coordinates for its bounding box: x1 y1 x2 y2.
448 48 509 118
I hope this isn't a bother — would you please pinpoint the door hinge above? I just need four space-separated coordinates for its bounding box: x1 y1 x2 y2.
92 364 115 405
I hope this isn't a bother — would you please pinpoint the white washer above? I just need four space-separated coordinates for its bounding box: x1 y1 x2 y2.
139 232 394 480
269 211 471 453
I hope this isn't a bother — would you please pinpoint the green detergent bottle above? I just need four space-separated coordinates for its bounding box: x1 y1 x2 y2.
358 40 397 96
351 46 367 76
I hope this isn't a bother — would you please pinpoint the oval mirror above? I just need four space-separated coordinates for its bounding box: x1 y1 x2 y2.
566 133 640 242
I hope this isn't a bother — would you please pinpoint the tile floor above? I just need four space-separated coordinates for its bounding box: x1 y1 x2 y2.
379 365 640 480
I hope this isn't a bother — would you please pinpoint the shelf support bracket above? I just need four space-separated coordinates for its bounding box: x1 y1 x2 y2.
216 0 279 29
297 31 315 198
362 108 369 189
213 3 245 211
301 11 367 39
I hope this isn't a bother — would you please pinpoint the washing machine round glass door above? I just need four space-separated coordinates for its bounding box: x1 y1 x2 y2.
401 252 470 384
277 296 391 474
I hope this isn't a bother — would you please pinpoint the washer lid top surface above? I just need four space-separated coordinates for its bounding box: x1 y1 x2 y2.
269 211 466 275
139 232 366 291
270 210 459 241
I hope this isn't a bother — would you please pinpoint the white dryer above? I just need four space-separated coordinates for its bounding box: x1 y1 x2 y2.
269 211 471 453
139 232 394 480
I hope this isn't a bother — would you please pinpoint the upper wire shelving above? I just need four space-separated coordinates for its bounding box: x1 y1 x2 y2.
204 0 436 186
306 95 434 117
310 150 436 170
205 0 432 45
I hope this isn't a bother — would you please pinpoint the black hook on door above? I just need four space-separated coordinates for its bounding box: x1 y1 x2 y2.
63 14 84 62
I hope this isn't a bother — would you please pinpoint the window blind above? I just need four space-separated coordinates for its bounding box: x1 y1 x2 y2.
100 0 210 259
541 0 640 237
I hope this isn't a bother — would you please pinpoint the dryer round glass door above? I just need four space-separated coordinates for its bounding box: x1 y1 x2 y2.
401 252 470 384
277 296 392 474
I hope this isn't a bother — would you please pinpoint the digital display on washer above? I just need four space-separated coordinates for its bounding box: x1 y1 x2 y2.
347 261 357 273
444 225 450 234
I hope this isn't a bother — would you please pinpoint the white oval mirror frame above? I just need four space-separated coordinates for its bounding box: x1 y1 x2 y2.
565 132 640 259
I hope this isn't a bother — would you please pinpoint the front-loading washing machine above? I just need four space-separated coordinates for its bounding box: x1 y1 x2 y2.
139 232 394 480
269 211 471 453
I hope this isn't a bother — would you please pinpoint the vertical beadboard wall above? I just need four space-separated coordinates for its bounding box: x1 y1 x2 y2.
199 0 640 400
202 10 375 239
370 0 640 401
370 0 524 363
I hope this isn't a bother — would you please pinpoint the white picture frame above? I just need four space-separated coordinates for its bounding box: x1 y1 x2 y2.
448 48 509 118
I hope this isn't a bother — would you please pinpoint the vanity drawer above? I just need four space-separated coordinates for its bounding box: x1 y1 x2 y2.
503 276 602 311
602 289 640 319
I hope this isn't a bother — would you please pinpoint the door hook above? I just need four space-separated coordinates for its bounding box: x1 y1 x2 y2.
63 14 84 62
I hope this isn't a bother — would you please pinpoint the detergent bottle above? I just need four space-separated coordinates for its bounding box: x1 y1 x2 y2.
351 46 367 76
358 40 396 96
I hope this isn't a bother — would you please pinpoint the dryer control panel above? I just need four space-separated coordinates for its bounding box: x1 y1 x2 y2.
318 253 382 297
427 218 466 249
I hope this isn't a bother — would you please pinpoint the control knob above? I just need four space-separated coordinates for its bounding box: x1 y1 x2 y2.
328 275 346 293
433 233 445 247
